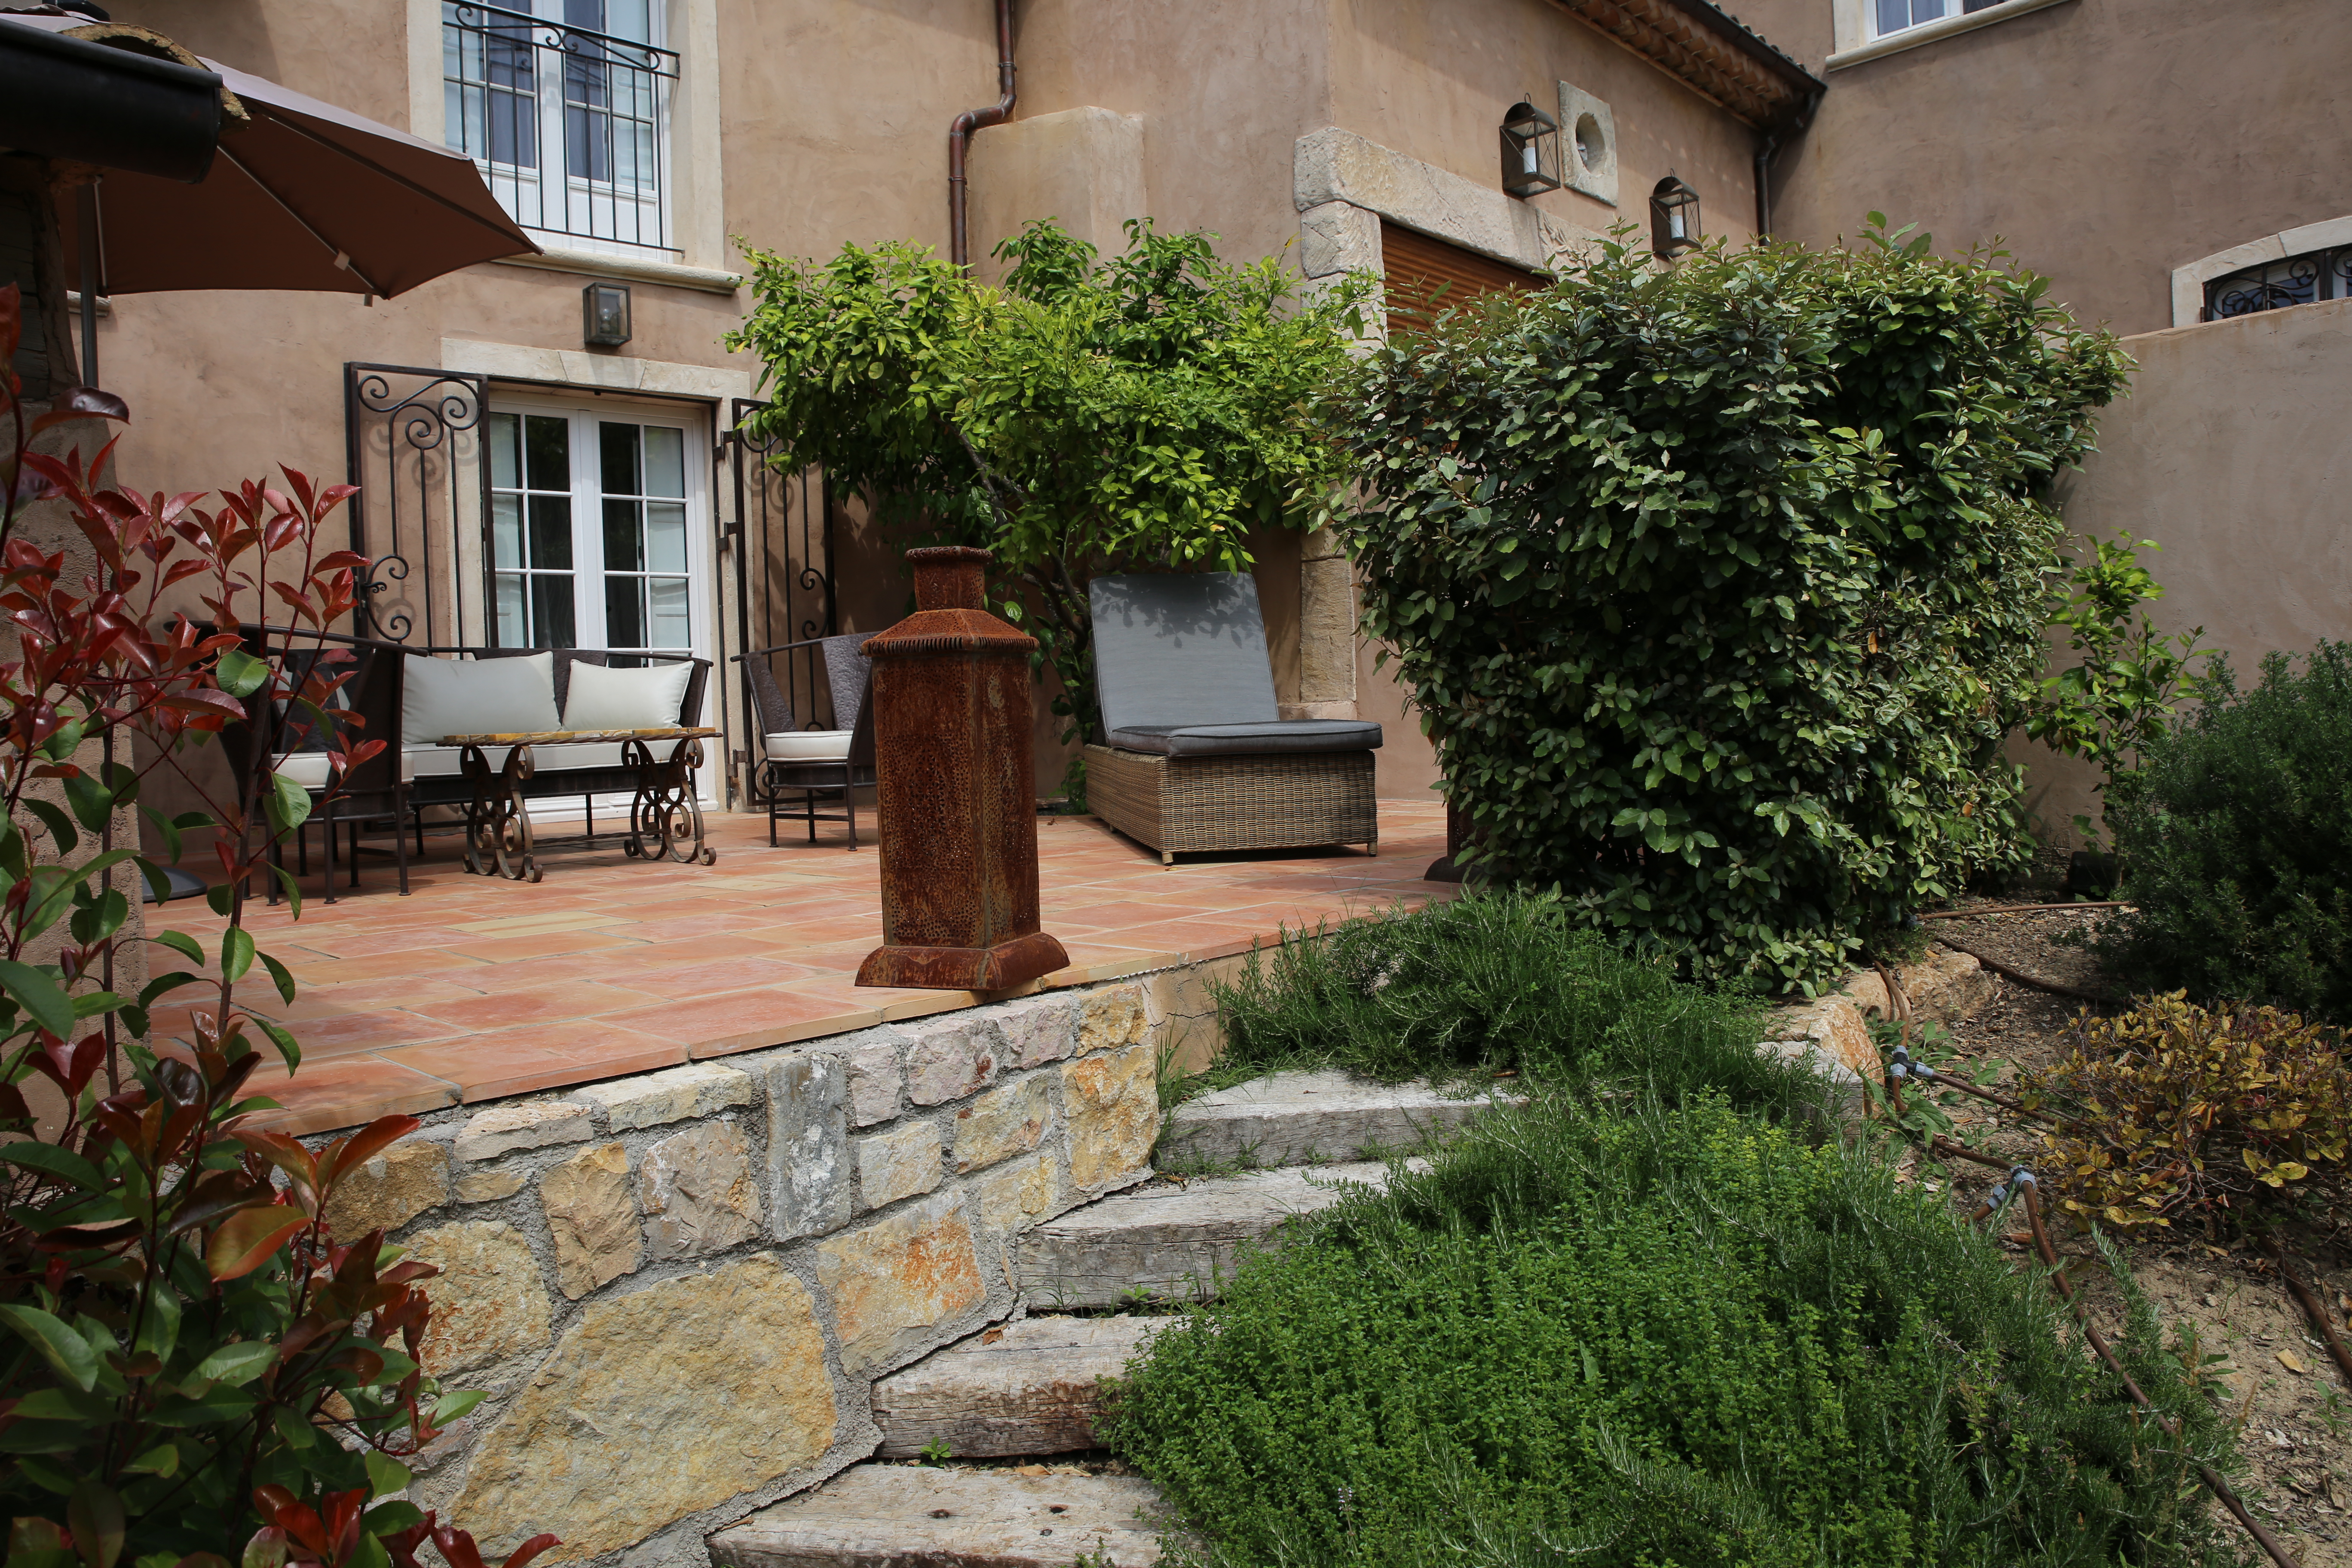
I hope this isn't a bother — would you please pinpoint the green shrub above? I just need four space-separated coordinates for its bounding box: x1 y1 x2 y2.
1107 1098 2247 1568
2099 644 2352 1017
1334 222 2131 993
1206 890 1822 1121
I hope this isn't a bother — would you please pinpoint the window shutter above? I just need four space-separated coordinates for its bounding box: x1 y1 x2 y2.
1380 221 1543 337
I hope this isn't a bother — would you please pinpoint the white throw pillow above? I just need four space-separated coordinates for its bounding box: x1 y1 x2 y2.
401 652 561 747
562 659 695 732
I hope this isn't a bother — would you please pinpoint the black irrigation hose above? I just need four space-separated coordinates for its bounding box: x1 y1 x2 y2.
2258 1234 2352 1390
1916 1131 2303 1568
1920 901 2134 921
1930 931 2117 1004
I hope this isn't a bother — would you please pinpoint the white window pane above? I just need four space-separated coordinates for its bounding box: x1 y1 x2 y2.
489 411 519 490
492 494 524 568
496 573 527 646
649 577 689 648
645 502 686 572
643 427 684 497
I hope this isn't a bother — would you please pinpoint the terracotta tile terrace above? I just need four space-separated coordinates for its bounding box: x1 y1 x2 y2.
154 801 1451 1134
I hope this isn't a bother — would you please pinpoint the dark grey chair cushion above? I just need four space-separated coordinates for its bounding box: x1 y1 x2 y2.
1090 573 1282 735
1109 721 1384 758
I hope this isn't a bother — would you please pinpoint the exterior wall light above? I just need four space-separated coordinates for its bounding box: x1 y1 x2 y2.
1499 99 1563 199
582 282 633 347
1650 175 1702 260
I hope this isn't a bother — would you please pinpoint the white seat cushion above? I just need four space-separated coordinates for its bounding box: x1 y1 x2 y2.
273 749 418 790
402 652 561 747
766 729 851 762
406 741 634 779
563 660 695 732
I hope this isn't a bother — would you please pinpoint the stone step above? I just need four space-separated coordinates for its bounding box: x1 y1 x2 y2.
1159 1069 1519 1170
874 1314 1164 1459
709 1463 1170 1568
1016 1162 1392 1309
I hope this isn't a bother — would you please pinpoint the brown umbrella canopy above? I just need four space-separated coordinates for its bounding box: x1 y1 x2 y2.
5 12 537 298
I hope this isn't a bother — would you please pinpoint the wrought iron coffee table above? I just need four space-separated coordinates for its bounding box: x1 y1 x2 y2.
443 727 720 882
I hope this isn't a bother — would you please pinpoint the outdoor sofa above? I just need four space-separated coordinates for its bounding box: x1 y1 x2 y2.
1084 573 1382 864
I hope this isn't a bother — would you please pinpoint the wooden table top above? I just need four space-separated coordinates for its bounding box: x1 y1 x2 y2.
439 726 721 745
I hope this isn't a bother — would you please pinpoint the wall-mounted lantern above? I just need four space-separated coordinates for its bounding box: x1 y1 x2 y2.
1499 98 1563 199
1650 175 1702 260
582 282 632 346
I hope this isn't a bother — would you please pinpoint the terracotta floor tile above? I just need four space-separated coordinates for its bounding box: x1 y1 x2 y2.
403 980 672 1031
386 1020 685 1102
282 948 497 986
598 986 879 1056
244 1053 462 1136
597 953 835 997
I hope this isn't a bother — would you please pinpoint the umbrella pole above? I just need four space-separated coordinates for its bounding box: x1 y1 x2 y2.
74 180 100 389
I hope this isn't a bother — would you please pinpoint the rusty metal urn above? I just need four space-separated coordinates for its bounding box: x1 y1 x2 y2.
855 547 1069 991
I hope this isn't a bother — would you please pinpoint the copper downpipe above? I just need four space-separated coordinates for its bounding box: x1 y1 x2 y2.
947 0 1017 267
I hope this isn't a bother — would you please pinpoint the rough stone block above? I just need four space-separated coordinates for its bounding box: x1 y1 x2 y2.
1768 995 1881 1081
452 1253 838 1563
539 1142 639 1299
1298 555 1358 706
759 1050 853 1241
843 1031 904 1127
872 1314 1163 1458
954 1074 1051 1173
994 993 1078 1069
1297 198 1381 279
856 1118 943 1210
322 1140 448 1237
407 1221 551 1375
1161 1069 1516 1170
972 1151 1060 1236
1076 983 1147 1057
904 1016 999 1106
710 1464 1170 1568
1061 1042 1158 1191
642 1119 762 1259
1019 1164 1391 1309
815 1191 987 1375
453 1100 591 1162
1903 948 1994 1026
573 1060 754 1132
455 1168 526 1204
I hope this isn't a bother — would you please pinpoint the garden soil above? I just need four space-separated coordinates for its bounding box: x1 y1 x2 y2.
1918 905 2352 1565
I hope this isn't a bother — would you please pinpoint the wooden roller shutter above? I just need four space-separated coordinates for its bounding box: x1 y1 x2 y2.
1380 221 1543 337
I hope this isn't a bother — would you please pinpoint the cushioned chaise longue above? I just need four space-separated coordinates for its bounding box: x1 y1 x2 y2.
1084 573 1382 865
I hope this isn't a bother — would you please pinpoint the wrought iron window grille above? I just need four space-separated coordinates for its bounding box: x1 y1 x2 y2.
2204 245 2352 322
442 1 678 255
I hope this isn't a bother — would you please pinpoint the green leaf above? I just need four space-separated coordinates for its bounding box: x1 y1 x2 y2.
61 772 114 837
251 1016 302 1074
0 1140 105 1191
267 864 303 920
214 647 270 699
204 883 234 919
151 931 205 967
256 950 298 1008
364 1451 414 1501
0 962 75 1038
0 1304 102 1389
23 797 78 856
266 774 312 835
193 1340 278 1387
220 927 255 985
66 1481 125 1568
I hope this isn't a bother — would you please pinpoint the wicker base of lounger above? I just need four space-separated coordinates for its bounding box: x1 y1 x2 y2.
1083 744 1378 865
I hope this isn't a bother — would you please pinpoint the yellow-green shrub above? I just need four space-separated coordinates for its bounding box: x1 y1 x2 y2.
2021 993 2349 1231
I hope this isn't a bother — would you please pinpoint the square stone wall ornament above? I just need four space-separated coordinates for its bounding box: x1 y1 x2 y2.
1557 84 1618 207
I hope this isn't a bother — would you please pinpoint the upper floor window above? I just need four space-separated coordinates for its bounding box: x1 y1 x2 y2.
2205 247 2352 322
443 1 677 255
1873 0 2007 39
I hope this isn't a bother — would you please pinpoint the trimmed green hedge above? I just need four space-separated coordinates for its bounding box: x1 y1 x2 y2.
2101 643 2352 1017
1335 226 2130 992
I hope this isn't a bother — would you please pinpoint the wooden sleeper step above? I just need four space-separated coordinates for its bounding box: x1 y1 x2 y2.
873 1314 1163 1460
708 1463 1171 1568
1159 1068 1521 1169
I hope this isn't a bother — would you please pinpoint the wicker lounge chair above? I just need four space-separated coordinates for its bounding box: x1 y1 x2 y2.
1084 573 1381 865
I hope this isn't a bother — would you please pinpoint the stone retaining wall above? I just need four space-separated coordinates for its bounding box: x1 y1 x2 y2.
320 980 1163 1568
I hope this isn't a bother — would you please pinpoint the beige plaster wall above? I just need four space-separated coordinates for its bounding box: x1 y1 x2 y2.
1737 0 2350 337
2018 296 2352 842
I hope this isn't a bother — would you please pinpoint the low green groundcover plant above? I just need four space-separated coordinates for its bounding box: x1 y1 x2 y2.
1205 891 1819 1121
1335 220 2132 993
2098 644 2352 1019
1106 1096 2247 1568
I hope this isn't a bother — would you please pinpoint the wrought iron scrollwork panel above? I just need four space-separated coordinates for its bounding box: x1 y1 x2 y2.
343 365 493 646
2205 245 2352 322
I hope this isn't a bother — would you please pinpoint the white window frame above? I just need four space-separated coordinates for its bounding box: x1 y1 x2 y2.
484 392 714 668
1828 0 2073 69
438 0 678 258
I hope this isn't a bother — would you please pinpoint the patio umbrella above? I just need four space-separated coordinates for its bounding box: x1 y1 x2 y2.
1 10 538 301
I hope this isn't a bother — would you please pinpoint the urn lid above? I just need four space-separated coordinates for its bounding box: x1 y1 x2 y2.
860 546 1037 659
